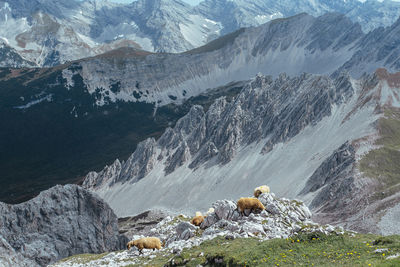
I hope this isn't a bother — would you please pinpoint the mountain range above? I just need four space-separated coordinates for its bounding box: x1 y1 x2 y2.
84 67 400 235
1 0 400 67
1 1 400 266
1 11 400 205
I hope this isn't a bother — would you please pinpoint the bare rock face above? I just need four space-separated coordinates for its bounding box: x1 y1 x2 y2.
84 72 355 190
300 141 356 198
0 184 127 267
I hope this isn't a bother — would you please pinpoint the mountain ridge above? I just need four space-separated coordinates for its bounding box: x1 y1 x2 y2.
1 0 400 66
2 12 400 206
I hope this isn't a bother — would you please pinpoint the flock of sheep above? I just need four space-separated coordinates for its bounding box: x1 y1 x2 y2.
126 185 271 254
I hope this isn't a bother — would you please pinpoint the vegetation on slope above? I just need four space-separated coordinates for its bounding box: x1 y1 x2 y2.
57 233 400 266
359 108 400 199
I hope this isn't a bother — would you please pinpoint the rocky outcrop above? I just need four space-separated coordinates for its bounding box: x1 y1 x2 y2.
161 193 317 247
134 193 320 250
0 184 127 267
52 193 344 267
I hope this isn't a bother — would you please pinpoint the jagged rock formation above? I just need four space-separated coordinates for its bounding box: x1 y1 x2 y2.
1 0 400 66
51 193 344 267
0 184 127 267
83 72 355 188
84 68 400 235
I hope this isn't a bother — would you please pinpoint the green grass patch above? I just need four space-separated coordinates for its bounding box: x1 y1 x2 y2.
59 233 400 266
359 108 400 198
163 233 400 267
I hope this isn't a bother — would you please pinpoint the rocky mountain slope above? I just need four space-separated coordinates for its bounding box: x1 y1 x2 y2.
0 184 127 267
1 0 400 66
58 13 400 107
2 12 400 206
51 192 343 267
83 68 400 235
0 12 379 204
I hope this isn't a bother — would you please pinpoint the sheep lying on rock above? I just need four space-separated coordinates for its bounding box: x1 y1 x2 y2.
126 237 162 254
237 197 265 215
254 185 270 198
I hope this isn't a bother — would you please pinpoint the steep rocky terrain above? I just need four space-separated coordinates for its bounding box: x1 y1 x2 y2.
2 12 400 233
84 68 400 235
337 17 400 77
0 184 127 267
51 192 342 267
1 0 400 66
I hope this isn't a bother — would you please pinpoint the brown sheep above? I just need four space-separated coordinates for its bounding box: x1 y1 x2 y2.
237 197 265 215
190 215 205 226
254 185 270 198
190 211 205 226
126 237 162 254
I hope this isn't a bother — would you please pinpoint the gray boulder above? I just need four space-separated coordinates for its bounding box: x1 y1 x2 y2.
200 213 219 229
176 222 196 240
0 184 126 267
241 221 266 236
259 194 281 215
212 200 240 221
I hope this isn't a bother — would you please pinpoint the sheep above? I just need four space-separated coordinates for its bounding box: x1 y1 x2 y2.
126 237 162 254
206 208 215 215
237 197 265 215
190 211 205 226
254 185 270 198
